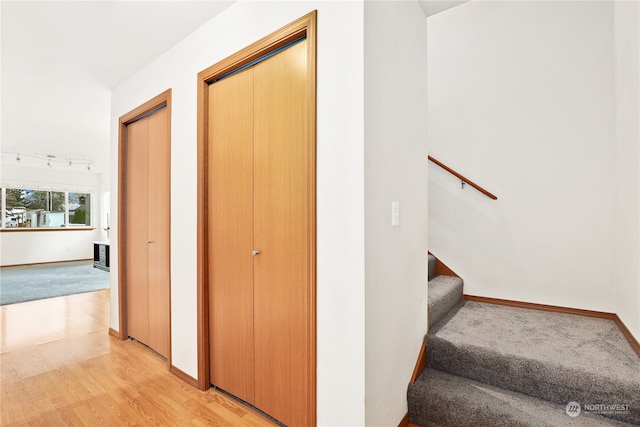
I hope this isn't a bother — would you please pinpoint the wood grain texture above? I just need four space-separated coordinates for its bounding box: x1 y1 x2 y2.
0 290 278 427
252 40 311 427
121 93 171 360
463 294 617 320
615 315 640 357
397 412 410 427
126 118 151 346
147 107 171 359
170 365 199 388
409 338 427 384
197 11 317 424
196 12 313 85
428 155 497 200
118 89 172 349
208 68 256 403
428 251 461 279
196 57 210 391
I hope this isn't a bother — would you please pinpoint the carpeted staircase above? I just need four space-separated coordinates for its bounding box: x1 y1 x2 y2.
408 255 640 426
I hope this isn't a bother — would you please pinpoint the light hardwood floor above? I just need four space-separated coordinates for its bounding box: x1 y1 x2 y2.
0 290 278 426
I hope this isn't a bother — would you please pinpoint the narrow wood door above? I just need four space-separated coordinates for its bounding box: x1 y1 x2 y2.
207 39 311 427
147 107 170 357
126 119 150 346
208 68 255 402
252 40 310 427
126 107 170 358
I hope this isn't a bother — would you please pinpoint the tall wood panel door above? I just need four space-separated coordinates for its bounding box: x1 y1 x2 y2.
208 68 255 403
125 118 150 345
252 40 311 424
207 38 313 427
125 106 170 359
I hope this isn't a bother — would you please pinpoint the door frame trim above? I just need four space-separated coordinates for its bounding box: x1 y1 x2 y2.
196 11 317 425
117 89 172 369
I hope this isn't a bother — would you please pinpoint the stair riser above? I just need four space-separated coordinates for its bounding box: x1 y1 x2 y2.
428 276 463 328
408 389 532 427
428 255 436 281
427 338 640 425
408 369 634 427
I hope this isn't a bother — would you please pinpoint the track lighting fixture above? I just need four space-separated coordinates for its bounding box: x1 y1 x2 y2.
3 151 95 171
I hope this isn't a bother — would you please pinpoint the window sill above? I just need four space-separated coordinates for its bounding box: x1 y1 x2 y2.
0 227 96 232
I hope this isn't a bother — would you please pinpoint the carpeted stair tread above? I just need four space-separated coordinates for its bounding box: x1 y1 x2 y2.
428 255 436 280
408 368 635 427
427 301 640 424
427 275 463 328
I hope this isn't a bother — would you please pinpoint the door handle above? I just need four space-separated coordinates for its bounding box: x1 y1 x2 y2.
252 250 260 256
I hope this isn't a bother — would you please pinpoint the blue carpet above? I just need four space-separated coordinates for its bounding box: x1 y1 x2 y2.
0 261 109 305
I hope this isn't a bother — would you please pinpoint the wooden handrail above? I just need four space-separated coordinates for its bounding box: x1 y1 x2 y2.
428 155 498 200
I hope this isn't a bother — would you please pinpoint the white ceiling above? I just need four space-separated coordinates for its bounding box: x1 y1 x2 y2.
1 0 233 174
1 0 466 176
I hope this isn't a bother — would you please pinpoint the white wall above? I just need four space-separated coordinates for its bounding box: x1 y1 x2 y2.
614 0 640 341
0 228 98 266
110 2 366 425
427 1 618 312
0 164 103 265
364 2 428 426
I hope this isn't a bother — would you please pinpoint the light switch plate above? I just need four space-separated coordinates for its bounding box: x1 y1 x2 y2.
391 201 400 226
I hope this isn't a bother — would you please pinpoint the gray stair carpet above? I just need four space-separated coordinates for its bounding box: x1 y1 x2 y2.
428 254 436 280
427 275 463 328
409 368 635 427
426 301 640 425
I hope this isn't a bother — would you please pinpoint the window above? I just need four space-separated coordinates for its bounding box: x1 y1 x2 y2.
68 192 91 226
2 188 92 229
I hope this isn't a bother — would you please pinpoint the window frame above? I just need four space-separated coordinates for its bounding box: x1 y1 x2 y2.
1 187 94 231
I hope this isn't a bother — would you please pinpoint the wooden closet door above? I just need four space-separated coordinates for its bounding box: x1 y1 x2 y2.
125 107 170 359
126 119 150 345
253 40 310 427
147 108 170 358
208 68 256 402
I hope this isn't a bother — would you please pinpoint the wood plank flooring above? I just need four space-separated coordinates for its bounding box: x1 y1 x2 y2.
0 290 278 427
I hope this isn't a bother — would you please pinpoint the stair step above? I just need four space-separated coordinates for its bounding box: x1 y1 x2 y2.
428 275 463 328
427 301 640 425
408 369 634 427
428 254 436 281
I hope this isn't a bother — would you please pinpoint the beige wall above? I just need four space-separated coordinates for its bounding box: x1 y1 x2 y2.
614 0 640 341
110 2 371 425
364 2 428 425
427 1 618 313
